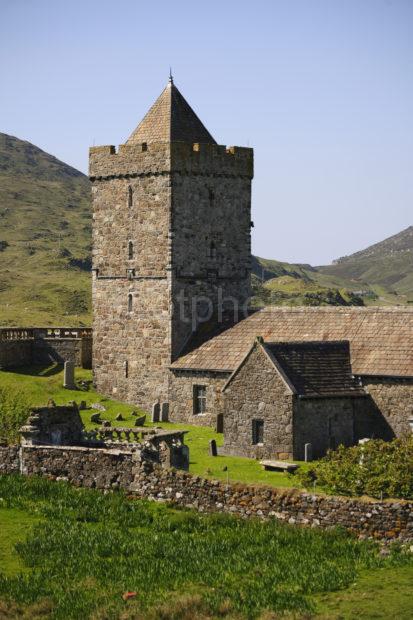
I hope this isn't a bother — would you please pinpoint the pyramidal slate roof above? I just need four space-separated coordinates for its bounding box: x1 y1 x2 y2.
171 307 413 377
127 78 216 145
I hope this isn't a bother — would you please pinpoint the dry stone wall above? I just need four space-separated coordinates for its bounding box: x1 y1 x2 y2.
1 445 412 542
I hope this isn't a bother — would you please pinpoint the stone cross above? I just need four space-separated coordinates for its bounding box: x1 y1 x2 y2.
63 361 75 389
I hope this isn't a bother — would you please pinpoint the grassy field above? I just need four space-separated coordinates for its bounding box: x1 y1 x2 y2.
0 475 411 620
0 364 308 488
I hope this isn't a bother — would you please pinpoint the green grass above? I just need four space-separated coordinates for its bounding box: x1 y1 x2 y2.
0 508 39 576
0 475 411 620
314 564 413 619
0 364 306 488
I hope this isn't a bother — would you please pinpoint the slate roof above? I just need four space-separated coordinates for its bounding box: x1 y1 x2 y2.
265 341 364 397
127 79 216 145
171 307 413 377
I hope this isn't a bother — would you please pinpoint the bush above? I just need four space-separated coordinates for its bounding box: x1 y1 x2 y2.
298 436 413 500
0 386 30 444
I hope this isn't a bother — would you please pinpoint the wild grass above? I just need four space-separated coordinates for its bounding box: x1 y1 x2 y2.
0 475 411 619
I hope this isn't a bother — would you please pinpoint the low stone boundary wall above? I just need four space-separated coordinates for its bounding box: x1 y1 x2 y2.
1 444 412 542
0 328 92 369
22 445 135 490
0 446 20 475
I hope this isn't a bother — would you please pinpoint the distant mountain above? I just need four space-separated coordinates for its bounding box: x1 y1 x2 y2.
0 133 91 326
317 227 413 298
253 226 413 307
0 132 410 326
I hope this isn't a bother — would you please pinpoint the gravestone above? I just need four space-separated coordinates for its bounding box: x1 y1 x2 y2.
209 439 217 457
63 361 75 389
161 402 169 422
151 402 160 423
304 443 313 462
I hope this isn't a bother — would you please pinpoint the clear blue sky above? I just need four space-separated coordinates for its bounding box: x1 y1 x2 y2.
1 0 412 264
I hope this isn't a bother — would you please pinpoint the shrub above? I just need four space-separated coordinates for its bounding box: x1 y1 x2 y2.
0 386 30 445
298 436 413 500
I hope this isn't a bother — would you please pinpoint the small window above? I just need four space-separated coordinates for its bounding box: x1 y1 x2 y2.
128 186 133 208
252 419 264 445
124 360 129 378
208 188 215 204
207 241 217 259
141 142 147 152
128 293 133 312
128 241 134 259
193 385 207 414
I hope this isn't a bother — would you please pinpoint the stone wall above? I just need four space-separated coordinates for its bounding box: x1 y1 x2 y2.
0 446 20 474
2 445 412 542
361 377 413 438
168 369 229 427
33 337 92 368
293 396 369 460
223 344 294 458
0 328 92 370
90 141 253 411
0 340 32 369
21 445 135 489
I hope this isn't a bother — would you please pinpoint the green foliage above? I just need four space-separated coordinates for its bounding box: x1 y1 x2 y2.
0 386 30 444
0 475 410 619
298 437 413 499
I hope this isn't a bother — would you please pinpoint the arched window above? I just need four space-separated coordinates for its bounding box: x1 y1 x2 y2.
207 241 217 259
128 293 133 312
128 241 134 259
128 185 133 208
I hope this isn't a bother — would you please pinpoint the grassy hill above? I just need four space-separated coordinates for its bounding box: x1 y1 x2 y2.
0 132 411 325
0 133 91 326
317 226 413 303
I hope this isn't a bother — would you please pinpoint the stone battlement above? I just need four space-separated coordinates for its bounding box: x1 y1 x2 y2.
89 141 253 180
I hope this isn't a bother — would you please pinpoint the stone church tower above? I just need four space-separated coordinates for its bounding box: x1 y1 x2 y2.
89 77 253 409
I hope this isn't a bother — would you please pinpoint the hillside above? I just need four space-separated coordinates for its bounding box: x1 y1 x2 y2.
0 133 91 326
317 226 413 300
0 132 411 326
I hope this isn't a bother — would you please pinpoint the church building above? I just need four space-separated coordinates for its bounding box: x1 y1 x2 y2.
90 78 413 460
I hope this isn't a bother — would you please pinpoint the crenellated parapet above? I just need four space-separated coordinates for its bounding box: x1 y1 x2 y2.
89 142 253 181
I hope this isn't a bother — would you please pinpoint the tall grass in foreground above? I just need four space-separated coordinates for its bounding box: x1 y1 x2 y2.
0 475 410 620
0 386 30 444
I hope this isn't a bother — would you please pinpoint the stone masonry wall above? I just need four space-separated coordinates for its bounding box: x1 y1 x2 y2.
223 344 294 459
0 340 32 369
90 141 253 410
0 337 92 370
33 338 92 369
92 275 171 408
2 445 412 542
0 446 20 475
21 445 135 490
168 369 229 427
361 377 413 438
293 396 366 460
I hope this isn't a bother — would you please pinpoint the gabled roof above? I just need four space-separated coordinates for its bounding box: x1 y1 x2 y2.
127 78 216 145
171 307 413 377
266 340 364 397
